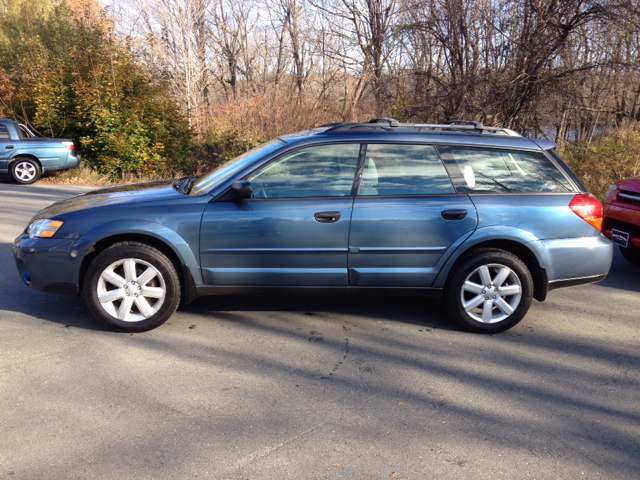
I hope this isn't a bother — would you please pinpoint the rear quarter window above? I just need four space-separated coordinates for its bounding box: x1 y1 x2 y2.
437 146 576 194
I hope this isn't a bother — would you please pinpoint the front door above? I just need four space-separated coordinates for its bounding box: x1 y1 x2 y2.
348 143 478 287
200 143 361 286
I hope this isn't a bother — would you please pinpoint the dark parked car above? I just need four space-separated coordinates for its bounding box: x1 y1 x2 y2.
0 118 78 184
602 176 640 266
14 119 612 333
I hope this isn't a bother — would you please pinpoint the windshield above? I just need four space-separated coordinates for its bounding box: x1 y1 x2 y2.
189 139 286 196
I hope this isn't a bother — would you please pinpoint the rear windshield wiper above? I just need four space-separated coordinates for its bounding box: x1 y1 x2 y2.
477 172 511 192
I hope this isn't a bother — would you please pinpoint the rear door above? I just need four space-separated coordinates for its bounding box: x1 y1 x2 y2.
0 123 16 170
200 143 361 286
348 143 478 287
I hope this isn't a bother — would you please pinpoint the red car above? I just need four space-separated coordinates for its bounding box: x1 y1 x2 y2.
603 176 640 266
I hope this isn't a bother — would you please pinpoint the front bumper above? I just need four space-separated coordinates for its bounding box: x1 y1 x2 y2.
603 202 640 249
13 233 93 295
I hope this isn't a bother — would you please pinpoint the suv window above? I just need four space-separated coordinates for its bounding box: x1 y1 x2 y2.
249 143 360 198
0 125 9 139
437 146 575 193
359 144 455 195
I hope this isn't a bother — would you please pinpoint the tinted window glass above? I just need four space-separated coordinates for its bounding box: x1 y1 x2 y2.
0 125 9 139
190 139 285 195
249 144 359 198
17 124 33 139
359 144 455 195
547 149 586 191
437 146 574 193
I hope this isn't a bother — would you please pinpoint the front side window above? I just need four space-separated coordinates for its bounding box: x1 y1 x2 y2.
189 139 285 196
359 144 455 195
248 144 360 198
437 146 575 193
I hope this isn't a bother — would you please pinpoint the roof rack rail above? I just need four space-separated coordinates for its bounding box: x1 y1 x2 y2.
320 118 521 136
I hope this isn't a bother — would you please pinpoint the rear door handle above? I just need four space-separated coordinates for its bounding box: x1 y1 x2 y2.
314 211 341 223
6 145 14 149
441 209 467 220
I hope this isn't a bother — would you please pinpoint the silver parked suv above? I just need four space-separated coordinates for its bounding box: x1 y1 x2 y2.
14 119 613 333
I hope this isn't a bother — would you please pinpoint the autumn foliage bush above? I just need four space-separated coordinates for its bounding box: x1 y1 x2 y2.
0 0 192 180
563 123 640 200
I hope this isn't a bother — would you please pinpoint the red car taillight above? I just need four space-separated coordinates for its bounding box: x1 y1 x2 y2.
569 194 603 231
62 141 74 151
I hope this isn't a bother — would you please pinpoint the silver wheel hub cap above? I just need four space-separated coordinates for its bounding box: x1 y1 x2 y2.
97 258 166 322
460 263 522 324
15 162 36 181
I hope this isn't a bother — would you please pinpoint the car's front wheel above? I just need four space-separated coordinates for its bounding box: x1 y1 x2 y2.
11 157 41 184
83 242 181 332
445 249 533 333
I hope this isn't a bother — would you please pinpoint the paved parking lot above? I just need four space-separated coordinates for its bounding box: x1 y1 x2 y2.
1 182 639 479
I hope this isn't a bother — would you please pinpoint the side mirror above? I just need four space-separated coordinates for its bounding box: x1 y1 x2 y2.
230 180 252 200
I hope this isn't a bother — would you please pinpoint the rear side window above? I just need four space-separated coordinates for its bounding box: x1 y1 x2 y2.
437 146 575 193
0 125 9 139
359 144 455 195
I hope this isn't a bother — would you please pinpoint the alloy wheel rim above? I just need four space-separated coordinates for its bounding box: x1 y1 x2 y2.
15 162 37 181
97 258 166 322
460 263 522 324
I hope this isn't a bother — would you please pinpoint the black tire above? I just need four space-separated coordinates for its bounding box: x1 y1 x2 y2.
10 157 41 184
445 249 533 334
619 245 640 267
83 242 181 332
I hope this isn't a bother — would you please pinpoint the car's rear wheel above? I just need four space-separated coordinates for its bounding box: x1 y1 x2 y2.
618 245 640 267
83 242 181 332
11 157 41 184
445 249 533 333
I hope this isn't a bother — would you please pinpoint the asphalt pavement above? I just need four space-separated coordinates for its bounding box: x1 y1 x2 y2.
0 182 638 479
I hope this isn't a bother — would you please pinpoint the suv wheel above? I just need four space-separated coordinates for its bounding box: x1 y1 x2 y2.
83 242 181 332
618 245 640 267
445 249 533 333
11 157 41 184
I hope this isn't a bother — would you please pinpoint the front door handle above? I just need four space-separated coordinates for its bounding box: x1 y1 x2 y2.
314 211 341 223
441 209 467 220
6 145 14 149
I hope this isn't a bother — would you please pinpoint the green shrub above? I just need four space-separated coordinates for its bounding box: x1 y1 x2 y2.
563 125 640 200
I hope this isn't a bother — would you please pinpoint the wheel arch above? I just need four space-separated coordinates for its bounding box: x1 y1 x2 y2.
10 154 42 168
78 229 201 303
436 234 548 302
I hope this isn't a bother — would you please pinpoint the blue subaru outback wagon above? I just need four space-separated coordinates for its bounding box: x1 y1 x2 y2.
13 119 613 333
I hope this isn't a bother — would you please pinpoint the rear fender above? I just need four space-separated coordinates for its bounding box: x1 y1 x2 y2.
432 226 546 288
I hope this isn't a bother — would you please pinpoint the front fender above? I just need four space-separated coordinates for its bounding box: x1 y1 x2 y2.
432 226 545 288
82 219 203 284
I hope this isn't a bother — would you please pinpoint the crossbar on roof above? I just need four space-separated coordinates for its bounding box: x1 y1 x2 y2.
319 118 521 136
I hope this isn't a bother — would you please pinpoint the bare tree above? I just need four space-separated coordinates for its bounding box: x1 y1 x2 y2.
134 0 213 128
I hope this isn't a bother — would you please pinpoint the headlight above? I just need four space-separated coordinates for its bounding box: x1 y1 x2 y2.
27 219 65 238
605 184 617 199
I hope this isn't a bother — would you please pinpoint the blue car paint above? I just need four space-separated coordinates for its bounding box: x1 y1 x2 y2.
17 181 211 289
539 236 613 281
0 119 79 173
348 195 478 286
14 126 613 306
13 237 92 292
200 197 354 286
469 194 599 240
